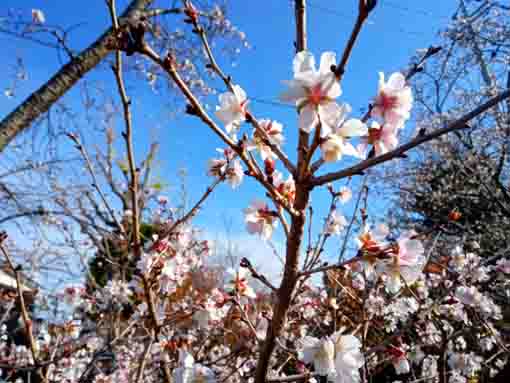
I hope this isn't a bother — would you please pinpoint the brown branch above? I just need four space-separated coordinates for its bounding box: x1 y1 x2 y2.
311 88 510 186
67 133 125 234
0 234 46 383
240 257 277 292
160 176 224 238
254 3 311 382
106 3 171 382
334 0 373 80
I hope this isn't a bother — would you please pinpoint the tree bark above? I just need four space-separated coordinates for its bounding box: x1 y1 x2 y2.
0 0 153 153
254 184 310 383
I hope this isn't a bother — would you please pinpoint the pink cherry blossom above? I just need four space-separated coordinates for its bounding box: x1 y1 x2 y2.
377 231 425 294
243 199 277 240
371 72 413 126
273 171 296 204
247 119 285 160
280 51 341 135
225 267 256 299
358 121 399 156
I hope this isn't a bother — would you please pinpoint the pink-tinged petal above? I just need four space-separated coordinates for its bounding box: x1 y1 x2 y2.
232 84 247 102
319 51 337 75
293 51 316 76
218 92 237 107
246 221 262 234
370 104 384 120
320 73 342 99
387 72 406 90
319 102 342 136
251 199 267 211
215 108 236 125
338 119 367 137
299 104 318 133
374 141 387 156
280 80 307 103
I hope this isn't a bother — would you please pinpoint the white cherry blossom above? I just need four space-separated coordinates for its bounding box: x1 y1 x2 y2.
215 85 248 134
280 51 341 135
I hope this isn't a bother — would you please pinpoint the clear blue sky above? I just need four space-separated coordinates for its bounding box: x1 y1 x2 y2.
0 1 455 273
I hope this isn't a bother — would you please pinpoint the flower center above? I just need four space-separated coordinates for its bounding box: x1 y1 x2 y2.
379 92 399 110
308 84 324 105
367 128 382 144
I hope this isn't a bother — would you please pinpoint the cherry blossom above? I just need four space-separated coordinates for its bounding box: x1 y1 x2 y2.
299 336 336 376
358 121 399 157
247 119 285 160
225 267 256 299
207 150 244 189
280 51 341 135
325 210 348 235
173 350 216 383
32 9 46 24
338 186 352 204
330 332 364 383
243 199 277 240
215 85 248 134
377 231 425 294
371 72 413 126
273 171 296 204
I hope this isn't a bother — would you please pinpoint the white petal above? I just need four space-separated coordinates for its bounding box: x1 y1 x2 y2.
337 119 367 137
387 72 406 90
232 84 247 102
280 80 307 103
319 102 341 136
319 52 337 75
320 73 342 99
299 104 318 133
293 51 316 76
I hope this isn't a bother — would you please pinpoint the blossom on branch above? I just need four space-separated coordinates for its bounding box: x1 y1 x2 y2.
273 171 296 204
215 85 248 134
325 210 348 235
377 231 425 294
331 332 365 383
173 350 216 383
371 72 413 127
243 199 277 240
247 119 285 160
358 121 399 156
299 336 336 377
280 51 341 135
32 9 46 24
225 267 256 299
207 148 243 188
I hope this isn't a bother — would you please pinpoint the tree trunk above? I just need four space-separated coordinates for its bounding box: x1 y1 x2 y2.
0 0 153 153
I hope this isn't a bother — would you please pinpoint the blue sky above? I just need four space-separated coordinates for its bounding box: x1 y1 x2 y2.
0 1 456 276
